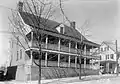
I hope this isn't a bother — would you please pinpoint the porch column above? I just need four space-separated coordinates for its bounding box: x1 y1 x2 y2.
106 62 110 74
114 63 117 73
30 49 33 65
75 56 77 68
58 38 61 50
31 31 33 47
30 31 33 65
75 42 78 67
91 46 93 53
68 56 71 67
91 59 94 69
45 52 48 67
68 41 71 67
84 45 87 56
58 54 60 67
45 35 48 49
58 38 61 67
84 58 86 68
84 45 87 68
30 49 33 81
30 31 33 81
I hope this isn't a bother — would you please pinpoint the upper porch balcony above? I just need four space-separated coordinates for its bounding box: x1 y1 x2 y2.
28 41 93 56
29 41 78 54
26 32 96 56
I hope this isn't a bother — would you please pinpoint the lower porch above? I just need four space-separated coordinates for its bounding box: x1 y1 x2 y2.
100 60 117 74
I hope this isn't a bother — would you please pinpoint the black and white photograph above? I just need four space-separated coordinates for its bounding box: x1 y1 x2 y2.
0 0 120 84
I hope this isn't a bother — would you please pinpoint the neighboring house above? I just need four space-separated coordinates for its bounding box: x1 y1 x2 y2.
93 41 120 74
8 2 100 81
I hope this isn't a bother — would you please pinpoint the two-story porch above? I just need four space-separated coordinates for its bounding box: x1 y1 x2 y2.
25 31 99 68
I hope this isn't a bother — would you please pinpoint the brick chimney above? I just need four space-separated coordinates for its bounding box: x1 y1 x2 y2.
18 1 23 12
70 21 76 29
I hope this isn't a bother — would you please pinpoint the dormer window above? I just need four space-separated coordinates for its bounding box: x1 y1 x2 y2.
60 27 64 34
56 24 65 34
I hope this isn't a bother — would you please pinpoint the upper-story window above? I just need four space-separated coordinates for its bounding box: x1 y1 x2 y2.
108 54 109 59
110 54 114 59
100 55 101 60
106 54 109 60
104 47 107 51
101 48 103 52
107 47 109 51
56 24 65 34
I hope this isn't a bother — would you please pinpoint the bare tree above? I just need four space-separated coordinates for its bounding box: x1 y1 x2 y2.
59 0 95 80
8 0 60 84
8 0 98 83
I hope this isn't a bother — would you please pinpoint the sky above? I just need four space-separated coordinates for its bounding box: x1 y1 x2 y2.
0 0 119 66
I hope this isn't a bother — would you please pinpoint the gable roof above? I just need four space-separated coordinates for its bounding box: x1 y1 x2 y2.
102 41 120 53
19 12 87 40
19 12 99 47
19 12 60 33
102 41 116 52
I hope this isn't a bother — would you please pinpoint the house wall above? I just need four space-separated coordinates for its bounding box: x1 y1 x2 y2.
99 43 116 61
8 10 100 81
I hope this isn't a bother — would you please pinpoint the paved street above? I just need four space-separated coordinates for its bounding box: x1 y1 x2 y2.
0 74 120 84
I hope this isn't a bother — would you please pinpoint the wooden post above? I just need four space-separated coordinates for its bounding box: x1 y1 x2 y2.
75 42 77 67
79 53 81 80
45 36 48 67
78 35 83 80
75 56 77 68
116 40 119 76
58 54 60 67
30 49 32 81
45 52 48 67
84 45 86 69
106 62 109 74
45 35 48 49
84 58 86 69
58 38 61 67
58 38 61 50
68 55 71 67
30 31 33 82
68 41 71 67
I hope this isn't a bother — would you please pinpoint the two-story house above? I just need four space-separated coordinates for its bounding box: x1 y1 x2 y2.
96 41 119 74
8 2 100 81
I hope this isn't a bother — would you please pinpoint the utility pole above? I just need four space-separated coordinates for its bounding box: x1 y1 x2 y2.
78 35 83 80
116 40 119 76
79 50 82 80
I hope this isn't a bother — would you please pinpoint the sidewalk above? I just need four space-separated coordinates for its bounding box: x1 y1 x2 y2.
1 74 118 84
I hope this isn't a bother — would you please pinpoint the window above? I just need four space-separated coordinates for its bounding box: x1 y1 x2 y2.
105 47 108 51
60 27 64 34
20 49 22 59
104 47 106 51
106 55 108 60
107 47 109 51
101 48 103 52
108 54 109 59
100 55 102 60
110 54 114 59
